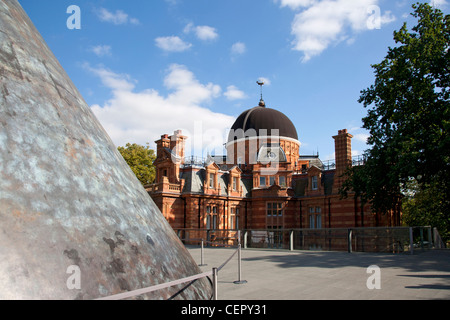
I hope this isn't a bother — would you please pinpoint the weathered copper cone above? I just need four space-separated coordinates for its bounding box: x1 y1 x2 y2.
0 0 211 300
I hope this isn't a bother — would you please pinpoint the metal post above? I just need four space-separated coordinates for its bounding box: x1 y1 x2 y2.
233 243 247 284
243 230 248 249
212 268 218 300
409 227 414 255
427 227 432 249
289 230 294 251
347 229 352 253
420 227 424 249
199 239 207 266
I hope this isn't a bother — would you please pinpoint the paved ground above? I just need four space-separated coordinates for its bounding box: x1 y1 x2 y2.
186 246 450 300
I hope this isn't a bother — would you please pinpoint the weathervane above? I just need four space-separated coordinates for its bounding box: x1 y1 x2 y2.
257 80 265 101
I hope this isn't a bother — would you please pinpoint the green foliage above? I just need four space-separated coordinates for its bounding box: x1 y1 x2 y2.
118 143 156 186
402 180 450 242
341 3 450 234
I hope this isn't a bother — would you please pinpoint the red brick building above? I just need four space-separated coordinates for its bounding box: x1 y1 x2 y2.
147 98 397 232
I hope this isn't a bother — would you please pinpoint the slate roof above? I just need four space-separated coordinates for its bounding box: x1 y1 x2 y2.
292 171 335 197
180 161 333 198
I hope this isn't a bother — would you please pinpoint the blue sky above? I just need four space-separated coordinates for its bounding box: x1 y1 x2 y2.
19 0 449 161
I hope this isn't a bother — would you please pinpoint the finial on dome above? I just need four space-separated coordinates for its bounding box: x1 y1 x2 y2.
259 99 266 107
257 80 266 108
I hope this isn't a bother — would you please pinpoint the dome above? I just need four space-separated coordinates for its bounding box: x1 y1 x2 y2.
227 100 299 143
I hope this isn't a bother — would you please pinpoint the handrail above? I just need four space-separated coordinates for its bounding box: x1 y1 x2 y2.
95 270 213 301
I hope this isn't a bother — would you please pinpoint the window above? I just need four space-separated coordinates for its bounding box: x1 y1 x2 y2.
277 203 283 216
233 177 238 191
279 176 286 187
209 173 215 189
267 203 283 230
267 202 283 216
230 207 239 230
309 207 322 229
311 176 318 190
316 213 322 229
212 215 217 229
206 206 211 229
309 214 315 229
316 207 322 229
206 205 218 230
270 176 275 186
259 176 266 187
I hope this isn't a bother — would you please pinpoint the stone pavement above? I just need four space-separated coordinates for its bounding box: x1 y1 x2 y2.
186 246 450 300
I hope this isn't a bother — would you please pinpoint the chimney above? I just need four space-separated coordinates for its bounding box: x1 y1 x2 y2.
333 129 353 191
155 134 170 158
170 130 187 164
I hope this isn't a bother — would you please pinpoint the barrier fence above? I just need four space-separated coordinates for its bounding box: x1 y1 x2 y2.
96 226 438 300
175 226 437 254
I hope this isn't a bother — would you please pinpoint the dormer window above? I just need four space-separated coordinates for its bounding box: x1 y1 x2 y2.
311 176 318 190
270 176 275 186
259 176 266 187
209 173 215 189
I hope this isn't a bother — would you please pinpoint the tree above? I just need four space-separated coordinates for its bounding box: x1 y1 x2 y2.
401 179 449 242
341 3 450 236
118 143 156 186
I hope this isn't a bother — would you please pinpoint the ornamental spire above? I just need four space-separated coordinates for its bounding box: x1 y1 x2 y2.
257 80 266 107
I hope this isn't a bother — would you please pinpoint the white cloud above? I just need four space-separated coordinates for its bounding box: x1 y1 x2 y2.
231 42 247 55
84 64 136 92
90 45 112 57
280 0 396 62
96 7 140 25
430 0 447 8
224 85 247 100
278 0 316 10
163 64 222 104
86 64 234 156
353 133 370 144
184 23 219 41
196 26 219 41
155 36 192 52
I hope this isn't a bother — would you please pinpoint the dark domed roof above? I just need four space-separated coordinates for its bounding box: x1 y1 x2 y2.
228 100 298 143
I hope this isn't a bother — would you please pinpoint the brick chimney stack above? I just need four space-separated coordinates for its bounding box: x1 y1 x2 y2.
154 130 187 184
156 134 170 156
170 130 187 163
333 129 353 191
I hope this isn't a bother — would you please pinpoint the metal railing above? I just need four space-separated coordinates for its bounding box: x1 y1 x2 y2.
321 155 367 171
175 226 436 254
181 156 207 168
95 226 437 300
96 231 246 300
